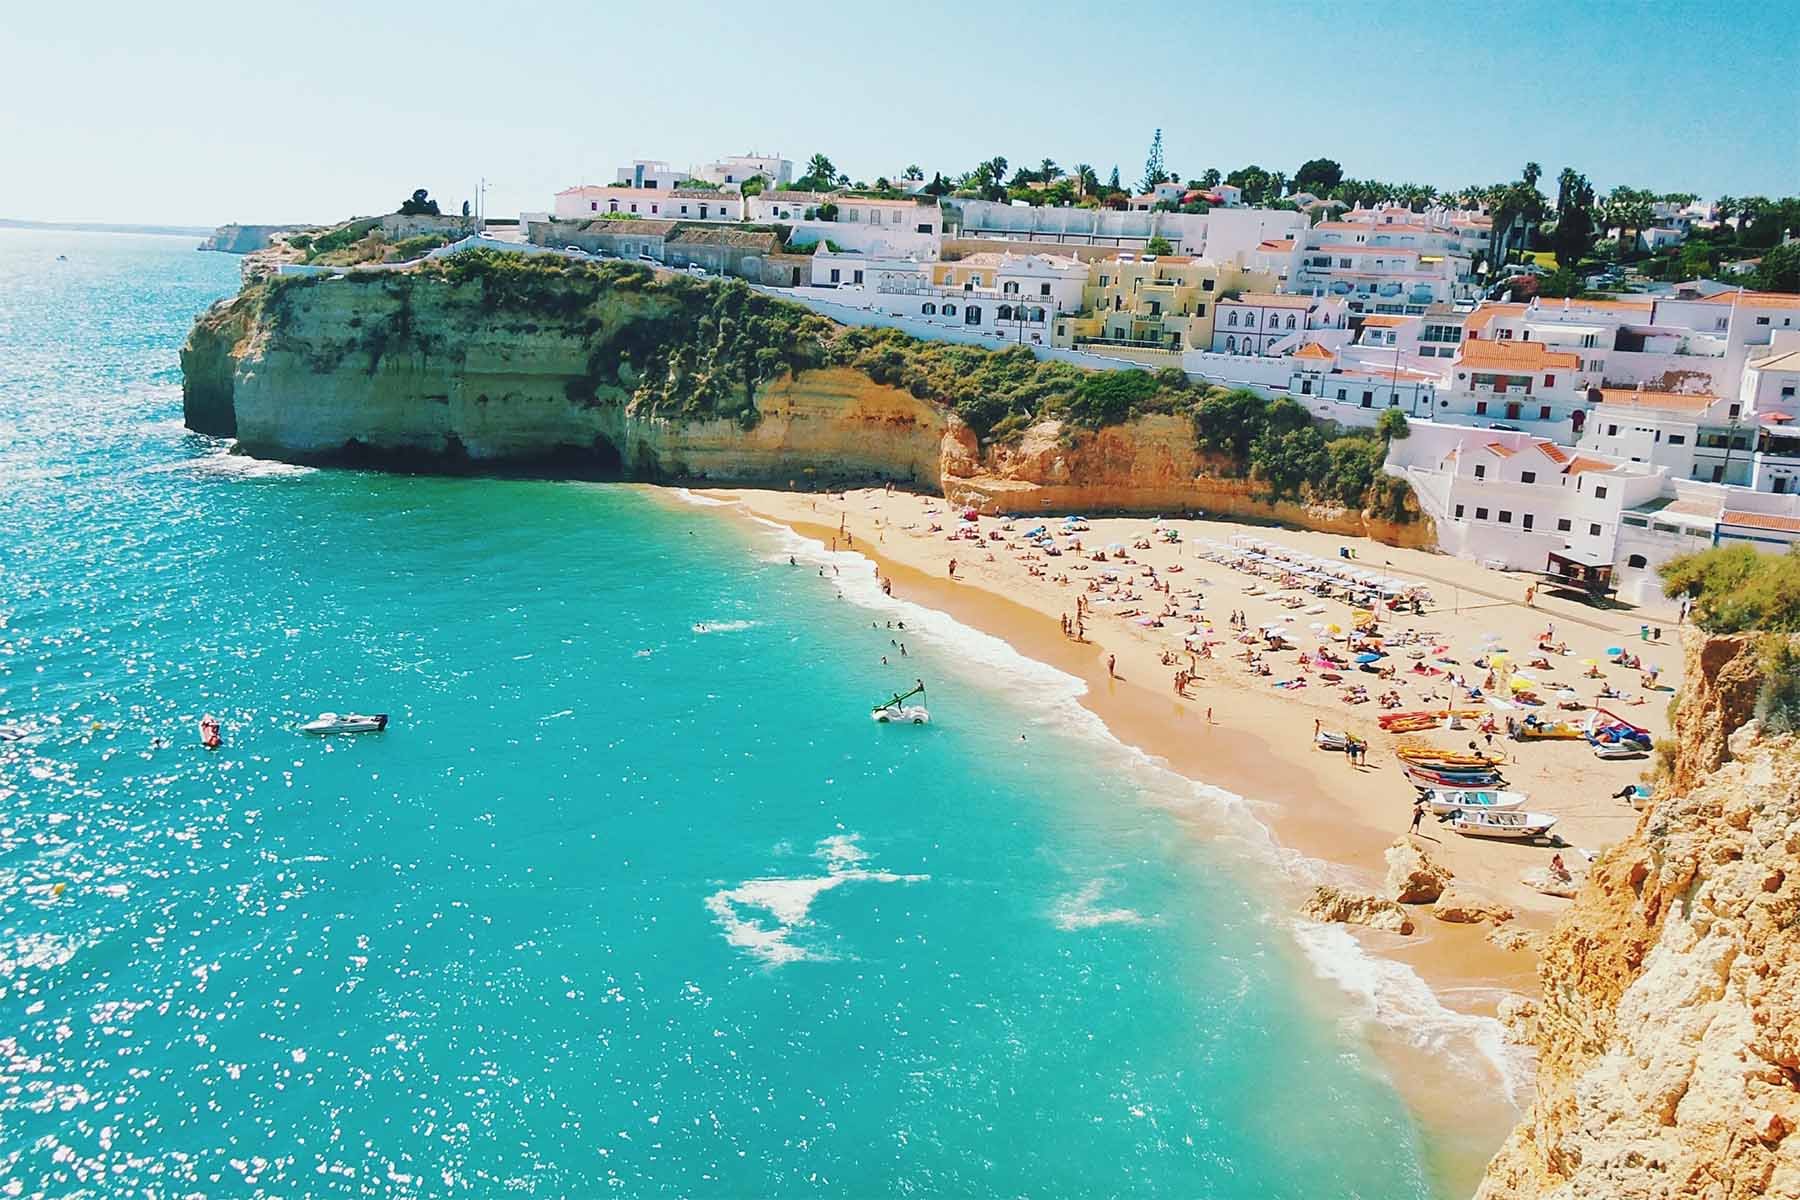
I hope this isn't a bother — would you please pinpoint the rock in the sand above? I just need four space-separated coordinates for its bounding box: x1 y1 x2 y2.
1384 838 1453 903
1519 866 1583 899
1301 884 1414 935
1486 924 1545 954
1431 886 1516 925
1497 994 1539 1045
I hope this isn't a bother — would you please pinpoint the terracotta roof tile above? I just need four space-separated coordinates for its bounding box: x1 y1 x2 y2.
1696 290 1800 309
1720 510 1800 533
1292 343 1334 361
1594 387 1723 413
1484 442 1516 458
1459 339 1581 370
1534 441 1571 465
1562 456 1618 476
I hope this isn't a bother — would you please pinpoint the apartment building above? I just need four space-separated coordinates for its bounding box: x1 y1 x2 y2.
693 154 792 190
1051 255 1279 355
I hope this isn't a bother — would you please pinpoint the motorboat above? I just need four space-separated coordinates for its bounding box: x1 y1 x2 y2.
1449 808 1558 840
1420 788 1527 815
1315 729 1352 752
1403 763 1505 789
872 682 929 726
300 712 389 735
1592 742 1648 760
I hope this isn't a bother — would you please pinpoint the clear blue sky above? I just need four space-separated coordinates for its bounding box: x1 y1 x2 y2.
3 0 1794 226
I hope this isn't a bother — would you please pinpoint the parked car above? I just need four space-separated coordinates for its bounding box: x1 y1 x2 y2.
683 264 707 277
637 255 657 265
1488 422 1521 432
563 245 585 254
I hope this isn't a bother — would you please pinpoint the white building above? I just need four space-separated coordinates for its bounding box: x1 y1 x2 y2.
693 153 792 190
1211 292 1346 355
792 249 1087 345
553 186 742 223
613 160 687 191
1282 212 1486 315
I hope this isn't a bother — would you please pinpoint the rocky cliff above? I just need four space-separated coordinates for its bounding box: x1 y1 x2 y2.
178 258 1426 542
197 223 316 254
1476 633 1800 1200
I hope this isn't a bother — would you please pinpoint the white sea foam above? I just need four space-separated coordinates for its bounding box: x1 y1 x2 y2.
1290 920 1534 1107
691 620 758 634
690 494 1523 1102
157 450 317 479
1052 877 1152 931
706 833 926 966
670 487 736 507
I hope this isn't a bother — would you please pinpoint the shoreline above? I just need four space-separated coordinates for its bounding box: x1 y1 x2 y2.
679 483 1687 1197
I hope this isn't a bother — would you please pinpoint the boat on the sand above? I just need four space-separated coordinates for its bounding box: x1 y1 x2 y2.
1448 808 1558 840
1419 787 1527 815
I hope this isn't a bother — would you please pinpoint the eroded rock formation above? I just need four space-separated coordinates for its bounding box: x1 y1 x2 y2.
1475 634 1799 1199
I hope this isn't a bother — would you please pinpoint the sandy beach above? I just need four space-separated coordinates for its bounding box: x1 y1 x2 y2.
693 484 1687 1190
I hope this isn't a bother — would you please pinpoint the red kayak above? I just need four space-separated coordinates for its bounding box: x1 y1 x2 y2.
198 715 222 750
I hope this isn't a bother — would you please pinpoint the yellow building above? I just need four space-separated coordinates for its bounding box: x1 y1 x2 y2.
1051 254 1279 357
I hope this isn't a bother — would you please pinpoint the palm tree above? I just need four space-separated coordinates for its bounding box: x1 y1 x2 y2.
903 164 924 181
1073 163 1096 197
1038 157 1059 182
1267 170 1289 199
805 153 835 183
1523 162 1543 189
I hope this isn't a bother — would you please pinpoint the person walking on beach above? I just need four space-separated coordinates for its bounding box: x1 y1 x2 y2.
1107 653 1116 678
1410 797 1428 835
948 558 957 579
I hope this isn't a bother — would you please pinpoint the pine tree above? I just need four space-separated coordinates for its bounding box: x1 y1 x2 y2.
1140 129 1166 193
1108 165 1121 193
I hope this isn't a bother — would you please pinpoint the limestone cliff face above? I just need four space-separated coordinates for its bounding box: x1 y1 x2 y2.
947 415 1434 544
186 275 954 485
180 268 1426 545
1475 634 1799 1200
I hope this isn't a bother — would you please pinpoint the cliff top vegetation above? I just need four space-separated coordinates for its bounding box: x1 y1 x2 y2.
1661 544 1800 734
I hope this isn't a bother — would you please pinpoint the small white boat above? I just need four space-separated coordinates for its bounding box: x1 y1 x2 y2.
1422 788 1527 815
300 712 389 735
1592 742 1647 760
1449 808 1557 840
1315 729 1351 752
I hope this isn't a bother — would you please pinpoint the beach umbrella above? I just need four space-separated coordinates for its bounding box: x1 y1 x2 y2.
1580 658 1599 667
1509 677 1534 692
1354 652 1383 664
1606 646 1623 656
1326 623 1342 634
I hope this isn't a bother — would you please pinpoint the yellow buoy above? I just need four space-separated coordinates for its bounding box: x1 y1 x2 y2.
51 882 66 897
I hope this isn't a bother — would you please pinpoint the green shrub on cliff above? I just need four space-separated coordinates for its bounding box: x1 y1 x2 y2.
1660 544 1800 634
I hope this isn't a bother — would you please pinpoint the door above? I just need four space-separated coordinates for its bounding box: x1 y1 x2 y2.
964 305 982 325
1505 402 1521 421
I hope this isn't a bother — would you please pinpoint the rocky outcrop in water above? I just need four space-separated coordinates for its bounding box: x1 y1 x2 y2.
1301 884 1415 934
1475 633 1800 1200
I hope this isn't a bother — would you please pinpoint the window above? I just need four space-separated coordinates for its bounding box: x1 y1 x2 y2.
1099 275 1110 287
1476 401 1489 415
1225 335 1236 352
1040 283 1052 296
1475 507 1489 520
1474 464 1486 479
1454 504 1465 518
1594 485 1609 499
680 205 689 215
1196 304 1206 318
1286 314 1297 329
1521 470 1536 484
1003 281 1020 294
1543 374 1555 387
942 304 956 316
1539 406 1551 420
1336 388 1346 400
829 269 840 283
921 302 936 315
1227 311 1239 326
1203 279 1215 291
1607 424 1618 436
996 305 1012 321
1627 554 1648 568
1589 523 1602 536
590 201 597 212
1668 434 1685 445
1557 518 1572 532
1499 510 1512 524
1756 316 1771 325
1522 514 1534 530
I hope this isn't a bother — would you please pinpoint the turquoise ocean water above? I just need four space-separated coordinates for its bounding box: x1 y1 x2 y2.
1 230 1449 1197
